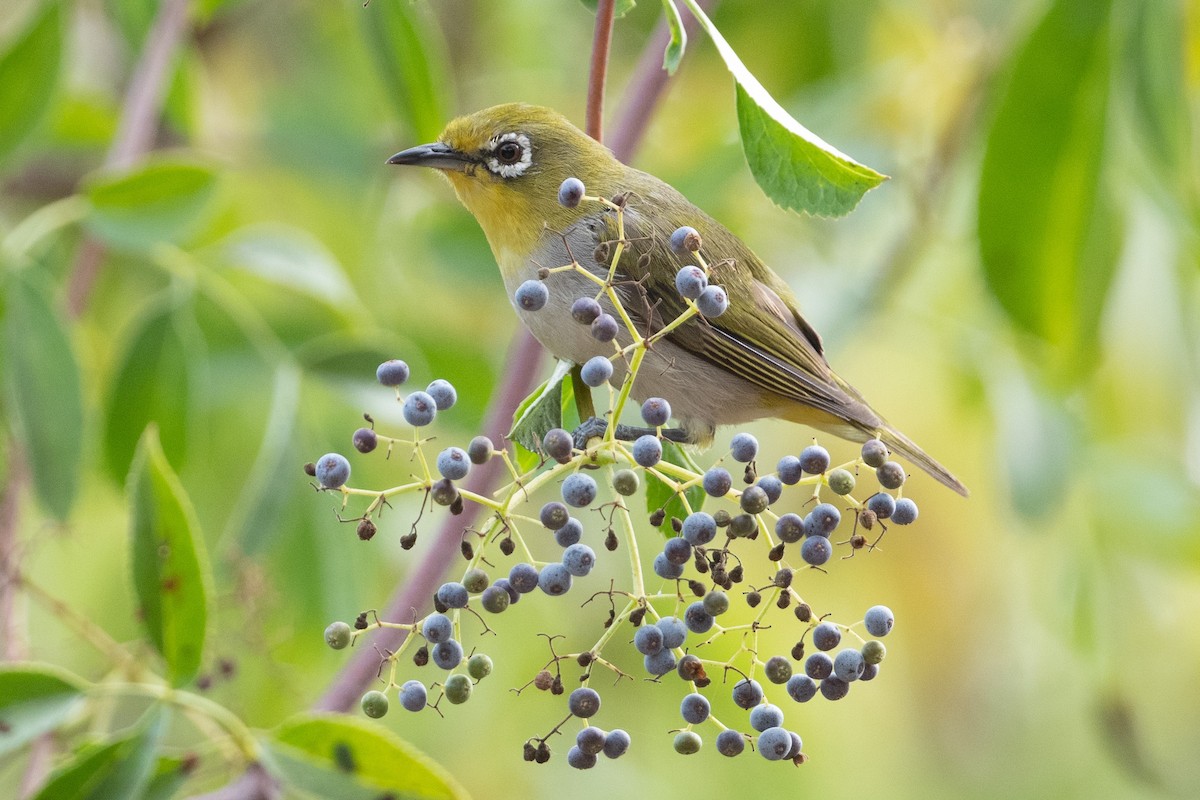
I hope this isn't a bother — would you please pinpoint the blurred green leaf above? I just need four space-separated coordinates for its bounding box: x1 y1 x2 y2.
30 706 167 800
220 224 355 307
0 1 62 165
266 714 469 800
2 269 84 519
140 755 194 800
360 0 449 143
103 296 202 483
0 664 86 757
645 440 704 536
580 0 637 19
978 0 1117 380
661 0 686 74
103 0 157 47
680 1 886 217
85 160 217 250
129 427 211 687
508 360 573 457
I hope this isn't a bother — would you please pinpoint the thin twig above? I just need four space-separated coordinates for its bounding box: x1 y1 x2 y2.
586 0 617 141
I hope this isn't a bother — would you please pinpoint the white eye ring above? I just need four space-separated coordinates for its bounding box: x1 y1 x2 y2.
485 132 532 178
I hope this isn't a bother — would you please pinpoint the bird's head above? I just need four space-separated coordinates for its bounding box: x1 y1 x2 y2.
388 104 618 262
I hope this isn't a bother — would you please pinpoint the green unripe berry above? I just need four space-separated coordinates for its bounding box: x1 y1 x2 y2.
861 640 887 665
468 653 493 681
827 468 855 495
673 730 703 755
612 468 640 496
463 568 489 594
702 590 729 616
361 690 389 718
444 673 472 704
324 621 352 650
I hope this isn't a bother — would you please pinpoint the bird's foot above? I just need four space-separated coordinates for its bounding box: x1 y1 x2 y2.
572 417 691 449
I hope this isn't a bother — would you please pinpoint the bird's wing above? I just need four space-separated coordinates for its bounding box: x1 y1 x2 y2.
595 201 881 431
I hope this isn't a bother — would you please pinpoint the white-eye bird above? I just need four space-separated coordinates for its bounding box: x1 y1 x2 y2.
388 103 967 496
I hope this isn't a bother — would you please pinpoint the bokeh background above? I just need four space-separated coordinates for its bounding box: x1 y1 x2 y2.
1 0 1198 798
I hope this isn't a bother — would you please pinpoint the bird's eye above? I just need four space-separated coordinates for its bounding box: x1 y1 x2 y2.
496 141 523 164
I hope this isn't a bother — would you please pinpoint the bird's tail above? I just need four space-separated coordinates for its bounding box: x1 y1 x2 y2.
877 425 968 497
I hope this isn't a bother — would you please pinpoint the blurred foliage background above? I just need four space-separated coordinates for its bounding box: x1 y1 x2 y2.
1 0 1198 797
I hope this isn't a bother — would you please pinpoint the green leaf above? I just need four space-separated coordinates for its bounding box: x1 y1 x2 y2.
2 269 84 519
661 0 686 74
360 0 450 142
644 440 704 536
30 706 168 800
507 359 573 456
129 426 211 686
221 224 355 307
265 714 469 800
139 755 194 800
84 159 217 250
977 0 1117 381
680 0 886 217
0 1 62 164
0 664 86 757
580 0 637 19
103 296 201 482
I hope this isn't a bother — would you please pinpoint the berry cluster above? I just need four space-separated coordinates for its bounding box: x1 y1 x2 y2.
311 179 921 766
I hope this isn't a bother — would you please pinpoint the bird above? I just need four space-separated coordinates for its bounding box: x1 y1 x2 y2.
387 103 967 496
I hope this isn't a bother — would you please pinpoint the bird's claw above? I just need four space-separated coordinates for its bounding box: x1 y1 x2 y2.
573 417 609 450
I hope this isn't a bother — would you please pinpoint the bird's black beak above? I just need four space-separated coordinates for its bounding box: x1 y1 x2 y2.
386 142 475 172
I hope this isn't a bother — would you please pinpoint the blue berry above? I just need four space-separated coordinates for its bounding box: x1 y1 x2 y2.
669 225 701 255
749 703 784 732
653 552 684 580
538 563 573 596
436 447 469 480
402 391 437 427
861 439 888 467
806 503 841 536
731 678 763 710
399 680 426 712
786 731 803 760
757 475 783 504
540 501 570 530
740 485 769 514
571 296 602 324
435 582 469 609
891 498 918 525
591 313 619 342
375 359 409 387
558 177 585 208
352 428 377 454
729 432 758 463
681 512 717 546
554 517 583 548
467 436 493 464
833 648 865 682
812 621 841 651
515 279 548 311
861 662 879 681
763 655 792 684
542 428 574 462
716 729 745 757
314 453 350 489
786 674 817 703
799 445 830 474
876 460 906 489
634 624 664 656
820 676 850 701
480 585 510 614
675 265 708 300
805 652 833 680
576 726 607 755
680 692 711 724
684 602 714 634
757 727 792 761
580 356 613 388
800 535 832 566
776 455 803 485
603 729 631 759
561 473 598 507
864 605 895 637
695 285 728 317
866 492 896 519
431 638 462 670
641 397 672 427
567 745 596 770
663 536 692 566
493 578 519 605
643 648 677 676
508 563 539 594
562 543 596 577
631 435 662 467
421 613 453 643
702 467 732 497
426 379 457 411
657 616 687 649
775 513 804 544
568 687 601 718
673 731 703 755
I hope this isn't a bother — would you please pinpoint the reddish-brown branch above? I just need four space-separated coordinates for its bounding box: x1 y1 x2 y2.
586 0 617 141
